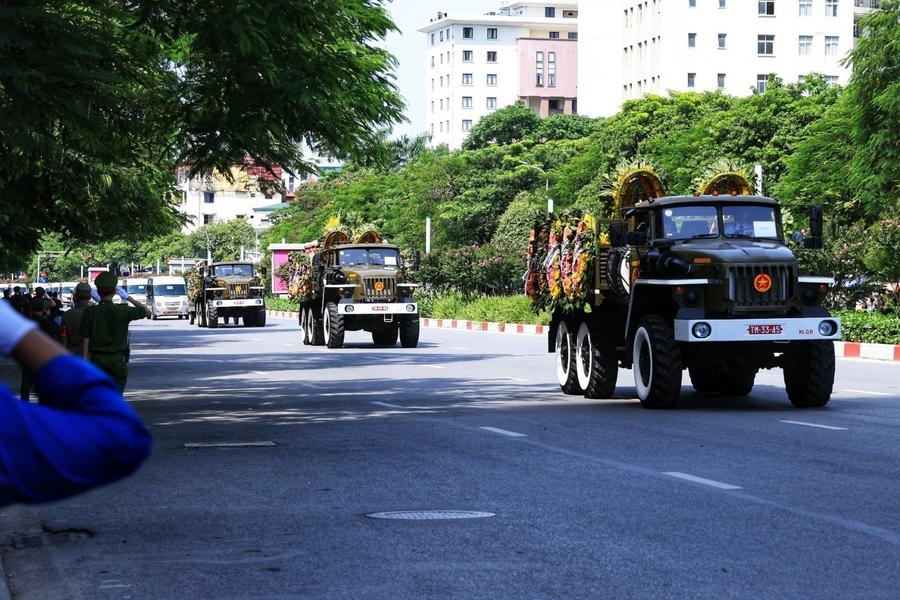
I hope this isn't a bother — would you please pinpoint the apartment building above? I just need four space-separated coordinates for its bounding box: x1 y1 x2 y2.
419 1 579 149
579 0 873 118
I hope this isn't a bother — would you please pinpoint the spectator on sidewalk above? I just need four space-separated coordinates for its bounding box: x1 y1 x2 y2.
0 298 152 505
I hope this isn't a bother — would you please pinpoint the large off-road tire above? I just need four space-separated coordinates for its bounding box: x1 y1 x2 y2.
310 306 325 346
575 320 618 399
783 341 835 407
718 367 757 397
688 365 718 393
206 301 218 329
256 309 266 327
555 320 583 395
399 316 420 348
373 326 399 347
633 315 683 409
301 308 311 345
324 302 344 349
243 310 257 327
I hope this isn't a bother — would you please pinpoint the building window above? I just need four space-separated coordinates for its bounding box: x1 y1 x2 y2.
535 51 544 86
718 33 727 48
719 0 726 7
463 50 473 62
549 31 560 39
487 51 497 62
568 32 578 40
758 34 774 55
203 214 215 224
462 119 473 132
460 73 470 85
548 51 556 87
439 76 443 87
758 1 775 15
431 33 435 45
439 121 443 133
486 97 497 109
203 191 215 204
431 56 434 67
439 31 444 42
799 0 812 16
689 0 696 6
757 74 769 93
545 6 556 17
549 99 561 111
430 101 434 113
688 33 696 47
463 27 473 39
717 73 726 88
462 96 472 108
687 72 696 88
825 0 838 16
825 36 839 56
799 35 812 55
439 98 443 110
825 75 839 87
487 28 498 40
486 73 497 86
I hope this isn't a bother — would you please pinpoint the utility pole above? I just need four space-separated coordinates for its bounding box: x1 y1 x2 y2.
425 217 432 254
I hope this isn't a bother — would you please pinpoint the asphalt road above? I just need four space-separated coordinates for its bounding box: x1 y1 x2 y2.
1 316 899 599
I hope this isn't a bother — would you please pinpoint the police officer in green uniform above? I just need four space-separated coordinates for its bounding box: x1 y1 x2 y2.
79 272 151 392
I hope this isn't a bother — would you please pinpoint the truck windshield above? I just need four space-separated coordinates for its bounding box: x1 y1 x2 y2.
154 284 186 296
61 286 74 293
127 284 146 294
661 206 719 240
722 205 779 239
338 249 400 267
213 265 253 277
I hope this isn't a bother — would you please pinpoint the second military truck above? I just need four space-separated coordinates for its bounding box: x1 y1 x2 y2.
193 262 267 328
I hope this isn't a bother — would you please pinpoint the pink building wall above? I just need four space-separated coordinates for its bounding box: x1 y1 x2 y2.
517 38 577 100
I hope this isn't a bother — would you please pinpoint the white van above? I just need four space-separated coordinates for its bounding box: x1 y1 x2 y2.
126 278 148 305
146 276 189 319
59 281 77 308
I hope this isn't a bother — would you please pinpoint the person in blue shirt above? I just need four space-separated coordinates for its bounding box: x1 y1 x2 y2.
0 297 152 505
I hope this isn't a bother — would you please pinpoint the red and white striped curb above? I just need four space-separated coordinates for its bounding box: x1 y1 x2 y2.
266 311 899 360
834 341 900 362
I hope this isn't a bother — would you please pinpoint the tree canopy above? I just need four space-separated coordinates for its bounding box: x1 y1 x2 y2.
0 0 404 269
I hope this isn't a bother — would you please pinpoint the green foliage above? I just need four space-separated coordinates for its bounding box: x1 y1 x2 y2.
834 310 900 345
418 243 523 295
535 114 597 141
844 1 900 216
462 102 541 150
265 297 300 312
420 291 550 325
493 192 544 254
0 0 403 269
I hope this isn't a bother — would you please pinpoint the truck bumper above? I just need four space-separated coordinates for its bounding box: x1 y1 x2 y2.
211 298 265 308
674 317 841 343
338 302 418 316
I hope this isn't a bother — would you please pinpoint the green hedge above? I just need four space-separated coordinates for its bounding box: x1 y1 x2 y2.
834 310 900 345
266 297 299 312
419 291 550 325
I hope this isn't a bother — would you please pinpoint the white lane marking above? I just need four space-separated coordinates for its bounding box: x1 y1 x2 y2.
839 388 894 397
371 401 405 409
184 441 276 449
663 472 742 490
480 426 527 437
99 584 132 589
422 364 445 369
780 420 848 431
253 371 266 375
505 377 532 383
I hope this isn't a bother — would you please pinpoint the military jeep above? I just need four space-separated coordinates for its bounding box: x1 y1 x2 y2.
299 244 420 349
193 261 266 328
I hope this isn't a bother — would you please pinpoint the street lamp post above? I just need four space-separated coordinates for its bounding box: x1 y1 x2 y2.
517 160 553 214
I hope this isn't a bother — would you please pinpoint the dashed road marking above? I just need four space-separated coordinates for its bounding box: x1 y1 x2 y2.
422 364 445 369
780 420 848 431
480 426 527 438
663 472 742 490
371 401 405 409
839 388 894 397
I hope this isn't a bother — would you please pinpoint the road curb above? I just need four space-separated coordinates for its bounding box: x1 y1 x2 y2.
265 311 899 360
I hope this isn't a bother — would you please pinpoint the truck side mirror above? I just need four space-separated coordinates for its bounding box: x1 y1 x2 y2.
804 205 824 249
625 230 648 247
610 222 627 247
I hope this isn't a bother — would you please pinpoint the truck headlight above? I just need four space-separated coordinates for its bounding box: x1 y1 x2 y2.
818 320 837 336
345 305 354 313
405 304 416 313
692 322 712 339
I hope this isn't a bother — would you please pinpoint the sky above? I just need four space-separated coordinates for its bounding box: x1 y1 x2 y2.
383 0 496 139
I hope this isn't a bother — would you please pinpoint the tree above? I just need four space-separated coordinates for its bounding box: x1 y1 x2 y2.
0 0 404 270
535 114 597 142
462 102 541 150
843 1 900 217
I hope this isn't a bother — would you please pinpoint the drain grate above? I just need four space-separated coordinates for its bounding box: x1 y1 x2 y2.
365 510 495 520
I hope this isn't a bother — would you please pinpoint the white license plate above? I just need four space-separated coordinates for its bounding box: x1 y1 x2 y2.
231 300 245 305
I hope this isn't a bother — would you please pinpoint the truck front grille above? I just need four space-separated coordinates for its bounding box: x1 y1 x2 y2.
228 283 249 298
362 277 396 300
727 264 794 307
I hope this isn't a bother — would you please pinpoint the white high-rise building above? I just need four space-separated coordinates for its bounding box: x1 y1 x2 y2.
419 1 579 149
579 0 874 118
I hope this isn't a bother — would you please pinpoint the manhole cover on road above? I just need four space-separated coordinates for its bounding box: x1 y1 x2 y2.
365 510 495 520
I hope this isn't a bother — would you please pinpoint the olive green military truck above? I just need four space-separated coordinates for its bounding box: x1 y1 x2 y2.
299 243 420 349
540 191 840 409
193 262 267 328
